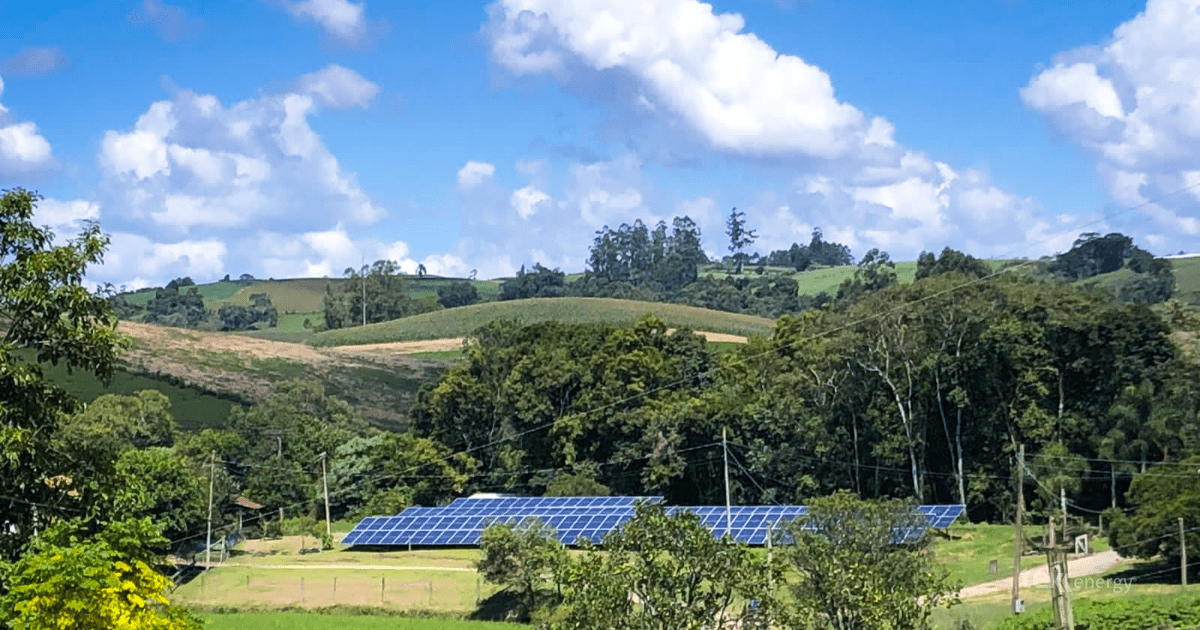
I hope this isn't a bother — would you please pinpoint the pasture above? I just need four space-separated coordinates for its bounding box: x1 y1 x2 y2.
199 612 528 630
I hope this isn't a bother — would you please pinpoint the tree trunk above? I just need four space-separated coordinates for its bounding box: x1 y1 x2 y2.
852 414 862 496
1110 463 1117 509
935 368 961 506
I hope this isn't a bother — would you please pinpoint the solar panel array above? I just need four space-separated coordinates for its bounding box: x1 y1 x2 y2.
341 497 965 548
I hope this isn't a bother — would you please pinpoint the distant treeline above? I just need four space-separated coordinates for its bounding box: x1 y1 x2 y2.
113 212 1179 332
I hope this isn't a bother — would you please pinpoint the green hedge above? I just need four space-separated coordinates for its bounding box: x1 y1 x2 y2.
996 596 1200 630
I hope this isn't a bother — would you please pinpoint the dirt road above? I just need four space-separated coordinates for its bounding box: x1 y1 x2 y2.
958 550 1123 599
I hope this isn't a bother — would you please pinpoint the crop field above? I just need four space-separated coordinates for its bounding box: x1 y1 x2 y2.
309 297 776 347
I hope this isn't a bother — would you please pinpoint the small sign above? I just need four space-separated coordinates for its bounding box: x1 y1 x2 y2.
1075 534 1089 555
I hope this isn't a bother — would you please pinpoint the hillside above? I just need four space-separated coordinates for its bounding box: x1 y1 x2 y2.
308 297 776 347
115 321 449 431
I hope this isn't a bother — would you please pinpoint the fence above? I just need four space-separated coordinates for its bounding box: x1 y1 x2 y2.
180 569 501 613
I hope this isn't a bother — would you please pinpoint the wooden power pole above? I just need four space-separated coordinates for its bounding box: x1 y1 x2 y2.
1046 517 1075 630
1012 444 1025 615
723 427 732 538
1182 517 1188 587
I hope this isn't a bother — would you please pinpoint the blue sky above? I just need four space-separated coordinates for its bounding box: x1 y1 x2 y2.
2 0 1198 288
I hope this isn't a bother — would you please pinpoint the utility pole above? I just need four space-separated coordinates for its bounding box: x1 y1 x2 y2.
1061 486 1068 539
723 426 732 539
1046 517 1075 630
361 256 367 327
1182 517 1188 587
1012 444 1025 615
321 452 331 541
206 451 216 568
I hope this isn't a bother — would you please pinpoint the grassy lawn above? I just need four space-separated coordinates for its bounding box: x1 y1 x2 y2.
309 297 775 347
932 523 1110 588
198 612 528 629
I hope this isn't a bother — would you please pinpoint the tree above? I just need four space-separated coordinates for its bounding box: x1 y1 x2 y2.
0 188 127 564
417 263 427 277
779 491 958 630
1108 455 1200 574
328 431 475 520
499 263 566 300
477 519 568 621
836 248 897 304
437 281 479 309
0 519 201 630
916 247 991 281
548 502 781 630
725 208 757 274
111 448 208 545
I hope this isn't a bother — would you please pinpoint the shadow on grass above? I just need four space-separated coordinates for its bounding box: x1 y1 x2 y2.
467 589 522 623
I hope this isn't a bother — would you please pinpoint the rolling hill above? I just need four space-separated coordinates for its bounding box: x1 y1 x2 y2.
308 297 776 347
103 321 450 431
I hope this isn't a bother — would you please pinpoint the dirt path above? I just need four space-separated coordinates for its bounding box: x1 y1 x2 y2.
958 550 1123 599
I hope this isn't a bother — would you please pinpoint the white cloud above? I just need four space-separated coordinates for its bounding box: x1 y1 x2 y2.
485 0 875 159
1021 63 1125 119
96 72 385 238
511 185 550 218
457 160 496 189
0 77 55 173
280 0 368 44
1022 0 1200 252
292 64 380 110
32 198 101 240
101 232 227 286
0 46 69 76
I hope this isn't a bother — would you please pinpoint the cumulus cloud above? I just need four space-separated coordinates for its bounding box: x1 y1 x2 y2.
128 0 206 42
1022 0 1200 249
74 66 407 287
0 46 69 76
484 0 888 159
280 0 371 45
510 185 550 219
292 64 380 109
479 0 1056 263
0 77 55 175
96 69 385 237
32 198 101 238
457 160 495 189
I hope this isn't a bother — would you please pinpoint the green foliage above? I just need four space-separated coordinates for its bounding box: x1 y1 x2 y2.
542 471 610 497
0 187 127 564
112 447 208 544
499 264 566 300
328 431 476 520
836 247 897 304
780 491 959 630
323 260 434 330
0 518 202 630
725 208 758 275
546 502 780 630
585 217 707 291
1108 455 1200 568
438 281 480 309
144 280 209 327
477 520 567 621
995 596 1200 630
218 292 278 331
916 247 991 281
762 227 853 270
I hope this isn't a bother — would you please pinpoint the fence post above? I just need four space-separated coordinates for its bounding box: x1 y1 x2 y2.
428 581 433 607
301 576 305 604
1182 517 1188 587
476 575 481 604
381 576 385 606
333 576 337 603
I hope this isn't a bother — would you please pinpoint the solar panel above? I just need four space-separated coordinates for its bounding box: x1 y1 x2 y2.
341 498 965 548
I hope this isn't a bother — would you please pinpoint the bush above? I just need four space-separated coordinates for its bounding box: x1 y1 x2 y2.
995 596 1200 630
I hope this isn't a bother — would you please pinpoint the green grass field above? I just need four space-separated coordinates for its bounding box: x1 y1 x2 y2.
199 612 528 629
309 297 776 347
